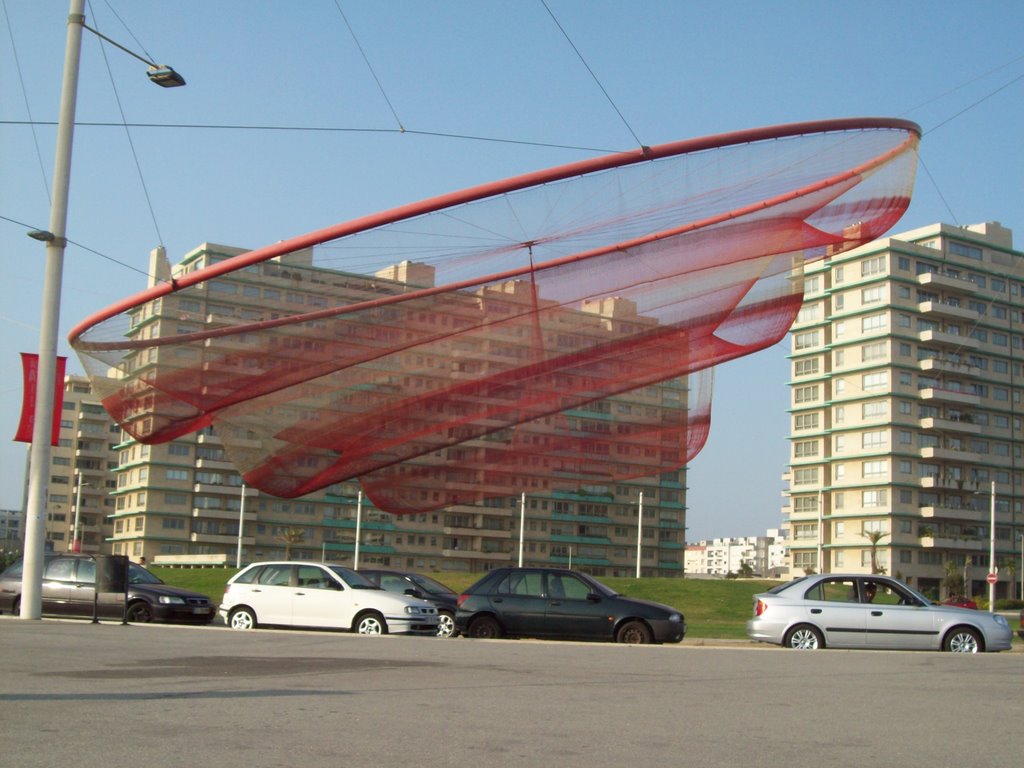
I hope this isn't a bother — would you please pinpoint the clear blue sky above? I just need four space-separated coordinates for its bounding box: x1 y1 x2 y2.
2 1 1022 540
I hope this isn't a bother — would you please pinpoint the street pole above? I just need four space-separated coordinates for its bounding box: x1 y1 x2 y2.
989 480 996 613
22 0 86 619
71 472 83 552
518 492 525 567
235 483 246 568
353 491 362 569
817 488 824 574
635 491 644 578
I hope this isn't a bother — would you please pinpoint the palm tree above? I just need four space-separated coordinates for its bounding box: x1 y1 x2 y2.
863 530 889 574
943 559 967 598
276 527 306 559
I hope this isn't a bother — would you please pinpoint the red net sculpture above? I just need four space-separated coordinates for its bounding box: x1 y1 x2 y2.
69 118 920 513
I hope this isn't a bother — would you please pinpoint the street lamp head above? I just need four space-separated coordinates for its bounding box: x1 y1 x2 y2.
27 229 55 242
146 65 186 88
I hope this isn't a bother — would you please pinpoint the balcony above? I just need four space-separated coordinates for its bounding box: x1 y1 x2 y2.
916 272 978 294
917 329 979 349
917 301 977 322
918 358 981 378
919 388 981 406
918 535 985 551
190 531 253 545
192 507 258 522
919 417 981 435
919 506 986 522
442 548 511 560
919 446 981 463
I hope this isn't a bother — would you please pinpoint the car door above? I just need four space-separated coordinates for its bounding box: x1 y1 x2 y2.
291 565 351 629
40 557 79 616
862 579 938 650
800 577 867 648
490 570 547 636
542 572 610 639
248 564 296 626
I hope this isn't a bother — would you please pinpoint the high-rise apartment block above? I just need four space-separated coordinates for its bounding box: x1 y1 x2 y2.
785 221 1024 600
87 243 691 576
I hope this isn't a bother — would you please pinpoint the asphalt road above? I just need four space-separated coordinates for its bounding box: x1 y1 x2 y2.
1 618 1020 768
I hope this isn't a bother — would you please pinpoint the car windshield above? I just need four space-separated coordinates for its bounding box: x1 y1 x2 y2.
328 566 380 589
128 563 164 585
407 573 455 595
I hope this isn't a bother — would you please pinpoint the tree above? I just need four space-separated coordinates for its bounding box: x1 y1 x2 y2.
863 530 889 574
276 527 306 559
737 561 754 578
942 560 967 598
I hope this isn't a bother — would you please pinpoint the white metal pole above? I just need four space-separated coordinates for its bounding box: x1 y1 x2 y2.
235 484 246 568
635 491 644 578
518 492 525 567
71 472 83 552
1019 532 1023 602
817 488 824 573
22 0 85 619
989 480 996 613
354 491 363 569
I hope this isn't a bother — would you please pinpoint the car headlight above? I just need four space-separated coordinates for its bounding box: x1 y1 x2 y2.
668 613 682 623
404 605 423 615
993 614 1009 628
158 596 186 605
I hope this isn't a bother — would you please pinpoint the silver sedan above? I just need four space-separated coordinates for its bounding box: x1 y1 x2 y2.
747 574 1013 653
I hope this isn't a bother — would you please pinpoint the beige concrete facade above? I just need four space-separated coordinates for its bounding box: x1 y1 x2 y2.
784 221 1024 600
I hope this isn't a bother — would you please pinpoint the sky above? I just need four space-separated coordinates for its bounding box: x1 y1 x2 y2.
1 1 1022 541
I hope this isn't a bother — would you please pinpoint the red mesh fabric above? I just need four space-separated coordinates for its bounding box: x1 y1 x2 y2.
70 119 920 512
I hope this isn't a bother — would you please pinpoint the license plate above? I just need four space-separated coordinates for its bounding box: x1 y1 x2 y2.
193 606 211 614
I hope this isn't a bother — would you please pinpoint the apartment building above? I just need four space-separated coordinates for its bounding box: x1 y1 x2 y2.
684 530 787 577
784 221 1024 599
100 243 691 576
35 375 121 553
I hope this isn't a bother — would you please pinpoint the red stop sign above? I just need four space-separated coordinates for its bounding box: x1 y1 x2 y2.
986 572 998 584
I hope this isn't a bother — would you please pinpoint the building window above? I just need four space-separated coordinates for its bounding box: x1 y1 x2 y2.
793 468 818 485
863 372 888 390
862 341 886 361
795 331 820 350
861 255 885 276
861 313 888 333
861 286 884 304
795 413 820 431
794 440 819 458
863 460 888 478
862 401 888 419
862 490 888 507
862 431 887 449
795 358 820 377
794 385 819 403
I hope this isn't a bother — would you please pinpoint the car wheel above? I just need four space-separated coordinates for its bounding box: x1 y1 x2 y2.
228 607 257 630
616 620 653 644
784 624 824 650
944 626 981 653
125 601 154 623
467 615 503 639
437 611 456 638
355 611 388 635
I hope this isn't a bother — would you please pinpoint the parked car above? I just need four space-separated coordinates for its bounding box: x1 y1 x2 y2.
1018 607 1024 640
359 569 459 638
455 567 685 644
0 555 215 624
747 574 1012 653
219 561 438 635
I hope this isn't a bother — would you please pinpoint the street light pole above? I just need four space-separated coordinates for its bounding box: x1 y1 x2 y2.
988 480 996 613
71 472 84 552
20 1 185 620
21 0 86 619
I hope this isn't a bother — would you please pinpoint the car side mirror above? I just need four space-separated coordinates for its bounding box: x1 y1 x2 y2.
404 588 423 598
587 592 601 603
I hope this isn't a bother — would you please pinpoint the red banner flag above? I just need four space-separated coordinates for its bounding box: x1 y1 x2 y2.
14 353 67 446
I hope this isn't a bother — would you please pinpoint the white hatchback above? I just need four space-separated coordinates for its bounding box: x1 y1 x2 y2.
220 561 438 635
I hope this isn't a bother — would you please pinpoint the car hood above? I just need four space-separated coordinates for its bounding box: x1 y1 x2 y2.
615 595 680 616
130 583 212 601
